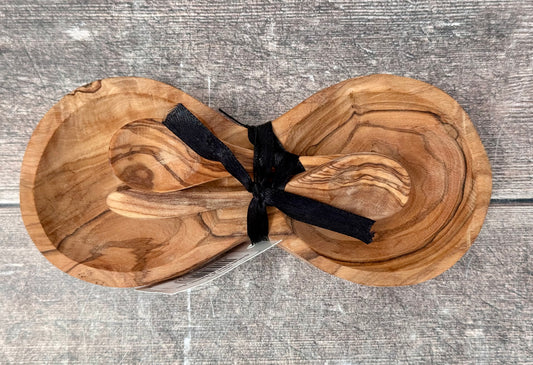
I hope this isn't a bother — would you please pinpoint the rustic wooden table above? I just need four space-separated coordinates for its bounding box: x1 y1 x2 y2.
1 1 531 363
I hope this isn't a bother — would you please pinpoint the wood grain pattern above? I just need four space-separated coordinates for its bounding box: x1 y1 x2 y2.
109 119 253 192
108 118 410 200
107 154 411 220
19 77 249 287
274 75 492 285
20 75 491 287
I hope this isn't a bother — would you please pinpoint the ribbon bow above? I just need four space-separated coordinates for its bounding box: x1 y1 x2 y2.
163 104 375 244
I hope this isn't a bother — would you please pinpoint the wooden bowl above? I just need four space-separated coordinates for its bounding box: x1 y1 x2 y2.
20 75 491 287
271 75 492 285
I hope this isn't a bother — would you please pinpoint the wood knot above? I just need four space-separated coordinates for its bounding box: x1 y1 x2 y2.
118 163 154 190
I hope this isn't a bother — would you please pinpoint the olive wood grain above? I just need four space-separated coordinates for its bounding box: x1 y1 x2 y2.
20 75 492 287
272 74 492 286
106 154 411 220
20 77 249 287
109 119 252 192
109 119 353 192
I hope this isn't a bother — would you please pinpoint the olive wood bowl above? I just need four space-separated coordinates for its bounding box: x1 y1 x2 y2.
20 75 492 287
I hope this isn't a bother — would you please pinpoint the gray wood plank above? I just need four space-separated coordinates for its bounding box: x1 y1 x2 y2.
1 204 531 364
1 0 532 203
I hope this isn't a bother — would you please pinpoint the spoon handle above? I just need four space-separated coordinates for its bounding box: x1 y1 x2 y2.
107 183 250 219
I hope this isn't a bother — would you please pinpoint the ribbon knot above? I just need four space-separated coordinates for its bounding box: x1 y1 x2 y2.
163 104 375 244
250 182 265 201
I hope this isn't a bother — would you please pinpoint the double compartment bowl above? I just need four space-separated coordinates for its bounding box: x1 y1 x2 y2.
20 74 492 287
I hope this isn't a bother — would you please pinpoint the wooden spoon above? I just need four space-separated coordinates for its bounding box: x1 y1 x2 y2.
106 153 411 221
109 118 348 192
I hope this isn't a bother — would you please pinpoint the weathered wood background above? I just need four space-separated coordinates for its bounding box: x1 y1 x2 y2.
1 0 531 363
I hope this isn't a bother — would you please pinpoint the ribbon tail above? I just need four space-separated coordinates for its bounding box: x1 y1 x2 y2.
163 104 253 190
267 189 375 244
247 197 269 243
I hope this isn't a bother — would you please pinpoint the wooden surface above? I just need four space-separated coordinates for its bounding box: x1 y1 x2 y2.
1 0 532 363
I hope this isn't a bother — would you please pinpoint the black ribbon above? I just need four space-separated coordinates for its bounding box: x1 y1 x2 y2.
163 104 375 244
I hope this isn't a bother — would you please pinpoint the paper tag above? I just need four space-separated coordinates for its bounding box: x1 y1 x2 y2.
136 240 281 294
